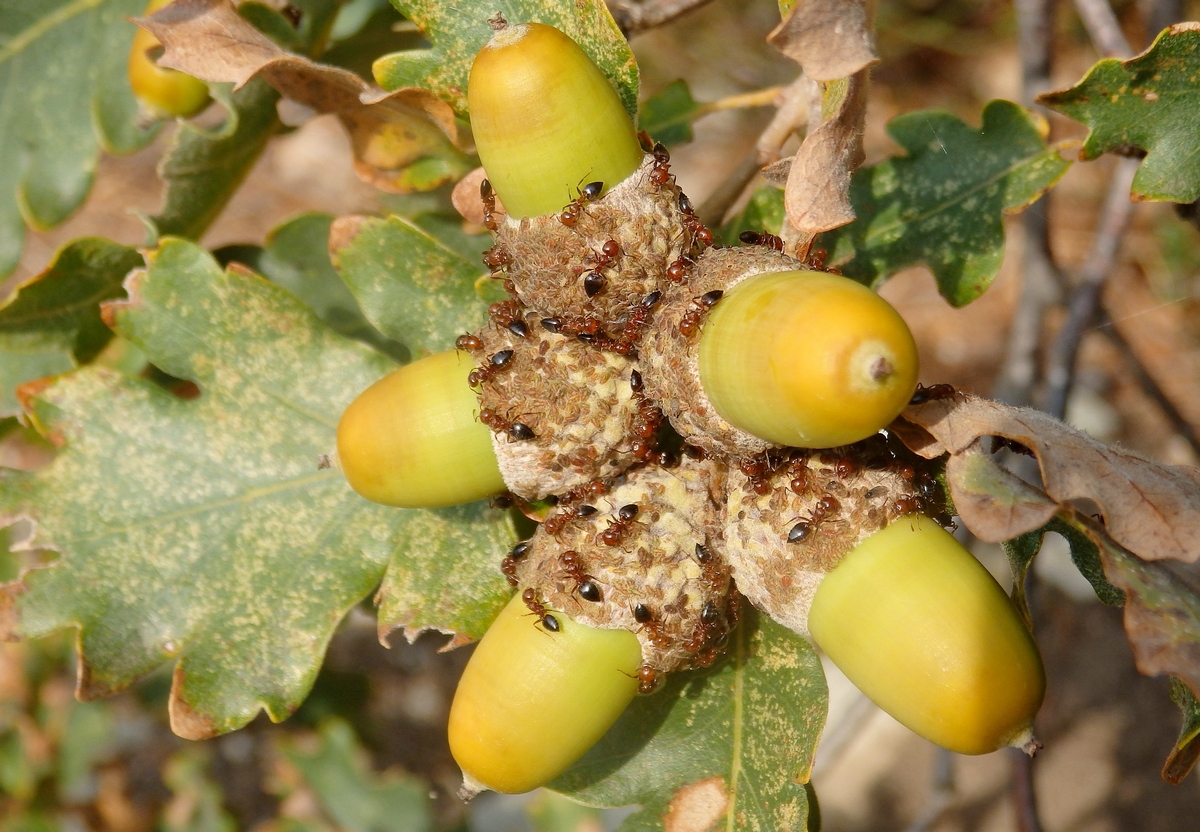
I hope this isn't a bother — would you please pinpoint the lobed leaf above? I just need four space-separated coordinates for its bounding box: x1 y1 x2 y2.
818 100 1072 306
1164 676 1200 784
638 80 703 147
1038 23 1200 203
0 0 157 276
552 612 826 832
0 239 514 739
0 238 142 417
767 0 877 82
374 0 638 119
329 214 503 357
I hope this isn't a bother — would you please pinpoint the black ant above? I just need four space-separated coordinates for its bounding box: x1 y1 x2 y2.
559 550 602 602
739 230 784 251
679 290 724 336
559 180 604 227
787 493 841 544
506 318 529 338
600 503 640 546
521 588 560 632
467 349 514 387
480 178 499 231
909 383 957 405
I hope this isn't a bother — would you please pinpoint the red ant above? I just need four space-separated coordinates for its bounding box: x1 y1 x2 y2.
679 290 724 336
477 406 535 442
488 300 522 329
557 479 609 506
786 493 841 544
666 255 693 283
559 180 604 227
482 243 511 272
600 503 640 546
738 230 784 251
694 542 726 590
559 550 602 602
455 333 482 353
480 178 499 231
909 383 957 405
467 349 514 387
619 290 662 343
500 540 530 586
637 664 660 694
521 588 561 632
649 142 672 187
739 454 777 495
786 455 811 495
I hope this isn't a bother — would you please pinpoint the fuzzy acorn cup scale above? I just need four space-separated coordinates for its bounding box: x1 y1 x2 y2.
336 16 1046 797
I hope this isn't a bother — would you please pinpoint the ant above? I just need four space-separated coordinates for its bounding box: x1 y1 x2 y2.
521 589 561 633
786 493 841 544
455 333 482 353
694 542 725 590
600 503 640 546
583 271 605 297
557 479 609 506
488 300 522 329
786 455 811 495
482 243 511 272
477 406 535 442
619 291 662 343
666 255 693 283
559 550 602 602
559 180 604 227
467 349 514 387
649 142 673 187
738 230 784 251
637 664 660 694
506 318 529 338
480 178 499 231
739 454 777 496
909 383 957 405
500 539 531 586
678 290 724 336
891 495 923 519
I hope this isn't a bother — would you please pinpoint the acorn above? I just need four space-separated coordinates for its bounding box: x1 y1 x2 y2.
641 248 919 456
459 307 656 499
336 349 505 508
448 591 641 796
469 20 706 335
467 19 643 220
511 457 736 678
723 442 1044 755
129 0 211 121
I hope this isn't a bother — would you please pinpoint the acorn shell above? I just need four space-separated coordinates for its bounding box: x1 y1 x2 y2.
722 437 943 636
494 154 703 335
639 247 802 457
464 310 646 499
511 457 736 676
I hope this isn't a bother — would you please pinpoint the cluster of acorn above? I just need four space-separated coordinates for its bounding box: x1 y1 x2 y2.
331 18 1047 799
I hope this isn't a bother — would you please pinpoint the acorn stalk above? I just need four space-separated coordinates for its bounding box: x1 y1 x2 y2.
698 270 919 449
448 592 642 795
336 349 504 508
467 20 644 218
808 516 1045 755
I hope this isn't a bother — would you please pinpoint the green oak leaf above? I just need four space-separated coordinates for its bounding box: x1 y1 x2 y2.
330 214 503 357
1164 676 1200 785
0 238 142 417
817 99 1072 306
0 238 514 739
214 213 409 363
374 1 638 119
281 719 433 832
0 0 158 277
1038 23 1200 203
638 80 703 146
552 612 826 832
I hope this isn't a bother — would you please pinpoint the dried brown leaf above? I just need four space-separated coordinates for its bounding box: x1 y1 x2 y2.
767 0 878 82
783 72 867 236
451 167 506 228
899 396 1200 563
139 0 470 193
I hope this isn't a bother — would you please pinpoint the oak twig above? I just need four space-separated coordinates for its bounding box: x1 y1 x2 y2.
1073 0 1134 57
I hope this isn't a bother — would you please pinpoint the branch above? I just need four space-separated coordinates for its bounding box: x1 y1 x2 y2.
1072 0 1134 57
1041 157 1139 419
606 0 719 36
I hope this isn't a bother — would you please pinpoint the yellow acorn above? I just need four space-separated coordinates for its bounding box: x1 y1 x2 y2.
128 0 211 121
807 516 1045 755
336 349 505 508
467 20 644 219
448 591 642 795
697 269 919 449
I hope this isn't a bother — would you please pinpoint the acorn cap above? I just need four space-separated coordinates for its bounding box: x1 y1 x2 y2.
699 270 919 448
494 154 704 334
468 21 644 219
336 349 504 508
511 457 737 676
640 247 800 458
722 436 939 635
462 309 647 499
